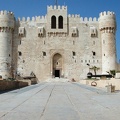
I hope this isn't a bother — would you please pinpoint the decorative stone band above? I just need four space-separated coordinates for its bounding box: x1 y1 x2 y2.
100 27 116 34
48 32 67 37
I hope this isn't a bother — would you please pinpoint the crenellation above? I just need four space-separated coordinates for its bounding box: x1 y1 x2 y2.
19 15 47 23
32 17 35 21
99 11 115 17
93 17 97 22
80 17 83 21
27 17 30 22
58 6 61 10
0 10 14 17
89 17 92 22
68 14 80 18
47 5 67 11
75 14 80 18
62 6 67 10
72 14 74 17
84 17 88 22
80 17 98 22
68 14 71 17
22 17 26 22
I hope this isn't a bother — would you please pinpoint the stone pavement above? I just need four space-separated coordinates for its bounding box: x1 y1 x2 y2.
0 81 120 120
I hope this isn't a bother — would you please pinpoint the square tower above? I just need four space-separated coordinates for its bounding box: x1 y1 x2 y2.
47 5 68 33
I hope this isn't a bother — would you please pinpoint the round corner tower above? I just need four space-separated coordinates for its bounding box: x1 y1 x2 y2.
99 11 117 74
0 10 15 79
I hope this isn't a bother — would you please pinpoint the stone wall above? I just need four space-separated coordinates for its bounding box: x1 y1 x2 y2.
80 78 120 90
0 80 28 91
0 5 117 81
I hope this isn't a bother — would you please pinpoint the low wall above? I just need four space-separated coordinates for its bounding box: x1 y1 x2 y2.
0 80 28 91
79 78 120 90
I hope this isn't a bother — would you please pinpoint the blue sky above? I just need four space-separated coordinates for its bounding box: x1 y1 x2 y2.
0 0 120 61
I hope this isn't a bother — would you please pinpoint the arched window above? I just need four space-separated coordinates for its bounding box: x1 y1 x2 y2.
58 16 63 29
51 16 56 29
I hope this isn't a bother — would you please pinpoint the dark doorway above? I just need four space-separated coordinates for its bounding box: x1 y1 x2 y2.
55 70 60 77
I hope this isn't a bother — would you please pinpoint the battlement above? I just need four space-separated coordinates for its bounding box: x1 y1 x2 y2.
0 10 14 28
68 14 80 18
0 10 14 18
47 5 67 11
80 17 98 22
68 14 98 22
99 11 115 17
18 16 46 22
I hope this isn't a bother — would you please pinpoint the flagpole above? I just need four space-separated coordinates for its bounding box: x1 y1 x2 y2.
55 0 58 6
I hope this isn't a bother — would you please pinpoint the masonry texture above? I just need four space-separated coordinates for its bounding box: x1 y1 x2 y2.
0 5 117 81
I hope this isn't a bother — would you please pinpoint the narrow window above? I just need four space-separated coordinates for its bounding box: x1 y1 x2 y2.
81 60 83 63
58 16 63 29
92 51 96 56
51 16 56 29
18 51 22 56
103 40 105 44
72 51 76 56
43 51 46 56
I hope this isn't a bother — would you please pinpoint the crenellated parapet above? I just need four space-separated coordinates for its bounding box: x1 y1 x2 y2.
99 11 116 33
0 10 15 29
47 5 67 11
68 15 98 24
18 16 47 23
68 14 80 18
80 17 98 22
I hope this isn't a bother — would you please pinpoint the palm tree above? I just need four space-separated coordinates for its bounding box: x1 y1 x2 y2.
90 66 100 76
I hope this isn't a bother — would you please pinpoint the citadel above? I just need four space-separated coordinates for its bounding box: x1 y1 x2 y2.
0 4 118 81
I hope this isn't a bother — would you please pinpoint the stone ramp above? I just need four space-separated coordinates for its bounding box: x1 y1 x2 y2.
0 82 120 120
45 78 70 82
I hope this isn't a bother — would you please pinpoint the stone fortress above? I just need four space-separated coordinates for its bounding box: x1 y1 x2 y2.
0 4 118 81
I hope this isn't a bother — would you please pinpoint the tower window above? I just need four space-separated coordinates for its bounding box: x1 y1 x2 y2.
92 51 96 56
18 51 22 56
72 51 76 56
51 16 56 29
43 51 46 56
58 16 63 29
103 40 105 44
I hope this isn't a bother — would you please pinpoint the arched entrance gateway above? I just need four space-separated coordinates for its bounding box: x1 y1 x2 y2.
52 53 63 78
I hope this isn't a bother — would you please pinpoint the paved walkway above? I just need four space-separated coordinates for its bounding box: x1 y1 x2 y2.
0 82 120 120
